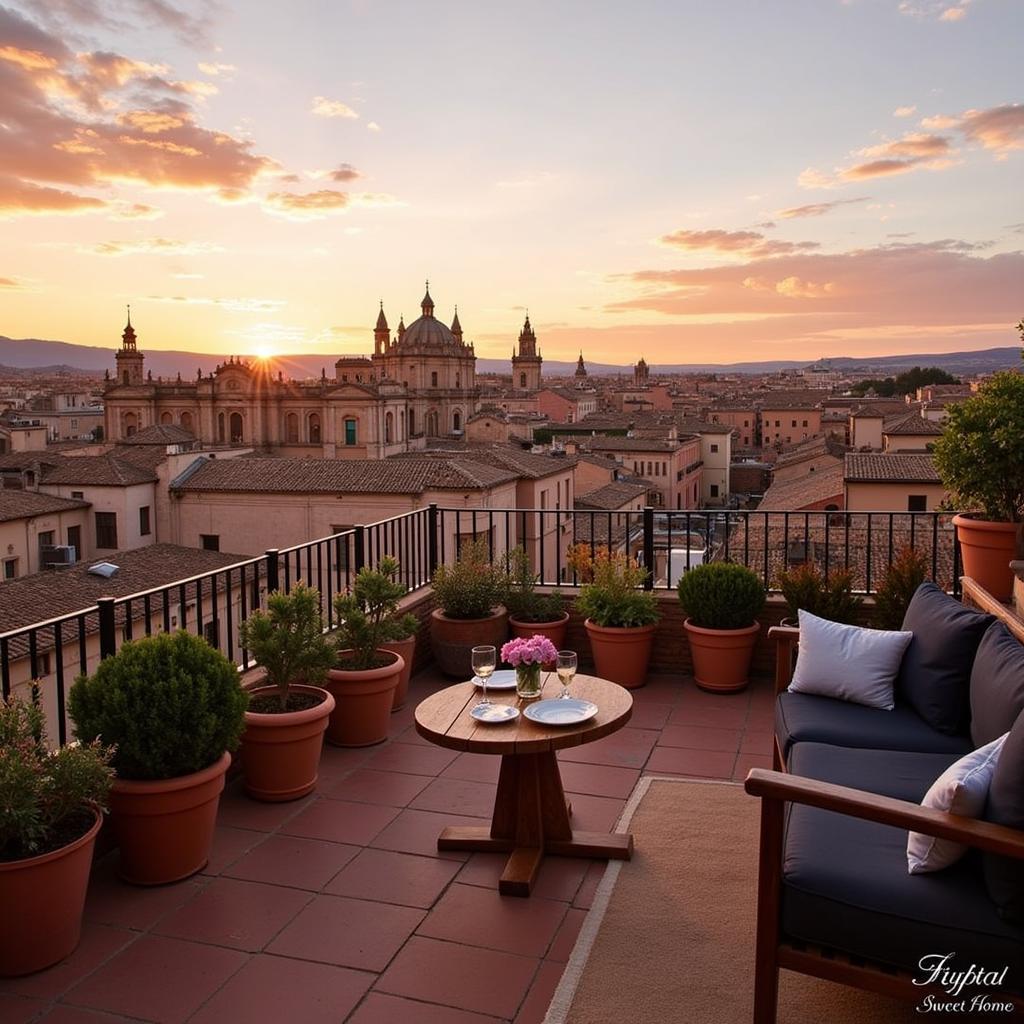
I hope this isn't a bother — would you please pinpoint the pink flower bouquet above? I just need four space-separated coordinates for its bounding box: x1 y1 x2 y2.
501 635 558 667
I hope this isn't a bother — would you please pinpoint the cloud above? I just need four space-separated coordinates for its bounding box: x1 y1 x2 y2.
328 163 361 182
797 167 838 189
957 104 1024 154
0 275 25 288
366 121 381 132
32 0 217 46
198 62 235 76
264 189 351 219
777 197 870 218
0 175 107 215
893 105 917 117
939 4 968 20
146 294 287 312
658 228 819 258
111 201 163 219
311 96 358 119
898 1 972 21
80 237 224 256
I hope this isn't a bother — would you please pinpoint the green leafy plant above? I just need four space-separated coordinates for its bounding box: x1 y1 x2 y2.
431 537 507 620
677 562 766 630
573 547 660 628
1 685 115 861
334 556 417 671
873 546 929 630
776 563 863 625
68 631 248 781
932 365 1024 522
238 582 335 711
503 546 565 623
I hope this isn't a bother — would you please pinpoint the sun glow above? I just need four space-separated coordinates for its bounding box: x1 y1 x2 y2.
252 344 275 360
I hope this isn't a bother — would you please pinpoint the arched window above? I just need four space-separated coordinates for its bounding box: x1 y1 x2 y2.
285 413 299 443
217 412 225 444
160 411 172 425
179 411 193 432
123 412 137 438
453 411 461 432
408 409 415 435
431 371 438 388
385 411 394 444
229 412 243 444
400 409 405 439
123 371 129 385
520 373 526 389
455 372 461 388
308 413 321 444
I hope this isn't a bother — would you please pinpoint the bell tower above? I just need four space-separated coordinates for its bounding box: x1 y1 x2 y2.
511 313 542 392
114 306 145 386
374 302 390 355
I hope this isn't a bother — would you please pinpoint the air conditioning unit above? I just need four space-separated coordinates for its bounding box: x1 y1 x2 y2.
41 545 77 567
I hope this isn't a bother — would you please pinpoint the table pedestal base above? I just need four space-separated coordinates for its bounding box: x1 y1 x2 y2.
437 750 633 896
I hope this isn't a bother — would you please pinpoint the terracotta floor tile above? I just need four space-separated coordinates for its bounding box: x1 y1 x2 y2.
187 954 373 1024
362 743 460 777
223 835 360 890
734 752 774 780
321 768 433 806
64 934 247 1024
154 876 310 952
200 825 265 876
739 730 775 755
268 893 424 972
369 808 486 859
348 993 503 1024
0 994 47 1024
456 852 590 904
564 793 627 833
625 702 674 730
546 908 587 963
214 783 314 832
279 798 400 846
35 1007 129 1024
656 724 742 752
627 678 684 703
325 848 462 908
410 777 498 819
557 761 641 799
668 701 749 729
556 727 659 769
376 936 537 1019
572 862 608 910
394 723 434 746
0 924 135 1001
83 857 203 931
315 744 376 779
439 752 502 784
417 883 566 958
515 960 566 1024
645 746 737 779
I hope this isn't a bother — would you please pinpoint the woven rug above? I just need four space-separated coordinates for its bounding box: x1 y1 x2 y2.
545 777 932 1024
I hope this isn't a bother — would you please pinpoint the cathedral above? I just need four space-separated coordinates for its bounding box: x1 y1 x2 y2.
103 285 482 458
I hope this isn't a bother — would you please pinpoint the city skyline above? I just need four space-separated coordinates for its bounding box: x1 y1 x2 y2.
1 0 1022 363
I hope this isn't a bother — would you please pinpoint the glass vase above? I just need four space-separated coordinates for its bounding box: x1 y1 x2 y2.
515 663 542 700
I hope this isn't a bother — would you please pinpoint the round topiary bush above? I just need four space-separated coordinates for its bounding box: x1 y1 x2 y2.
69 630 248 781
677 562 766 630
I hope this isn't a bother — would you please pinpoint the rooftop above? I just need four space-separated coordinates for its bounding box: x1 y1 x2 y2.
757 463 845 511
575 480 650 510
0 489 91 523
844 452 941 483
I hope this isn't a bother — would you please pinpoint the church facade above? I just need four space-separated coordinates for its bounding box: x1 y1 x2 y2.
103 286 482 459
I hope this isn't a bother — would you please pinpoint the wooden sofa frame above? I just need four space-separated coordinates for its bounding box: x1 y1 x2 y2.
746 577 1024 1023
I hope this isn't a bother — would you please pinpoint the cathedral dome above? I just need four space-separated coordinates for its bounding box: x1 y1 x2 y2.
393 314 461 353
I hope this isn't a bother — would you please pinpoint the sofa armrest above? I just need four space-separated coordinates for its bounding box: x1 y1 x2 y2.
767 626 799 694
744 768 1024 860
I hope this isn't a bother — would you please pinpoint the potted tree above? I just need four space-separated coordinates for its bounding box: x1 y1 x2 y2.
68 630 248 885
328 556 410 746
505 545 568 658
933 353 1024 601
430 537 508 678
776 563 862 626
678 562 766 693
1 687 114 976
572 545 659 689
237 582 337 802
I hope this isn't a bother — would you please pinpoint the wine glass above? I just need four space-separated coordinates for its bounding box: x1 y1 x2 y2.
471 645 497 707
556 650 577 700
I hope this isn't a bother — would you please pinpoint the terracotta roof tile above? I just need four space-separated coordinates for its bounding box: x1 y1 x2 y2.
40 455 158 486
0 490 91 523
576 481 650 510
758 464 845 511
844 453 941 483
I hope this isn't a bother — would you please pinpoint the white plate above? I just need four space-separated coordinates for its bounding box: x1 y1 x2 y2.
523 698 599 727
472 669 517 690
470 703 520 724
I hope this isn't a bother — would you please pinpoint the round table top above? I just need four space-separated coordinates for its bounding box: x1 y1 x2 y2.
414 673 633 755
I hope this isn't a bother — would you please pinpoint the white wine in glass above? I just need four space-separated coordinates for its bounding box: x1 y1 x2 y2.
556 650 577 700
471 645 497 707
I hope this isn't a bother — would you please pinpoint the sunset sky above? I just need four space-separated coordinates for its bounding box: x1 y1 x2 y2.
1 0 1022 366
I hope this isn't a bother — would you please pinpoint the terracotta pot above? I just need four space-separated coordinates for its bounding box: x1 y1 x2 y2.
0 808 101 976
584 619 656 689
430 605 508 678
684 619 760 693
240 685 335 802
953 513 1020 602
109 752 230 885
508 612 570 660
324 650 403 746
380 634 416 711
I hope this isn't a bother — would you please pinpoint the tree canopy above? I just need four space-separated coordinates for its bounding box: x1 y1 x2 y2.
849 366 958 397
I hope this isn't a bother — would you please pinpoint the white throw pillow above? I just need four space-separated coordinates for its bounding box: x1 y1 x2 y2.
907 733 1007 874
788 609 913 710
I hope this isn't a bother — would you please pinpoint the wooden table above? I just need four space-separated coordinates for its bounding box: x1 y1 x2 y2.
414 673 634 896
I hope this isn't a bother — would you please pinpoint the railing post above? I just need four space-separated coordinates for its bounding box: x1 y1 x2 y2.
427 504 439 578
642 505 655 591
354 525 366 574
97 596 116 660
265 549 279 594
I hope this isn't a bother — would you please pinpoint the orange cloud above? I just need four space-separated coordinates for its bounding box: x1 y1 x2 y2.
0 175 107 215
311 96 358 119
81 238 224 256
264 189 351 219
111 201 163 219
777 198 870 218
659 228 819 258
957 104 1024 154
893 105 917 118
329 163 362 182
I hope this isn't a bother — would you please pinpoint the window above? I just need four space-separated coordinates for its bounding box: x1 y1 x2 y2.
71 490 84 499
95 513 117 549
744 420 749 427
67 525 82 559
285 413 299 443
200 534 220 551
774 420 780 427
431 371 438 387
37 531 55 560
229 412 243 444
520 373 526 388
710 443 719 453
385 411 394 444
344 419 357 445
203 621 220 648
907 495 927 512
139 506 151 536
453 411 461 431
308 413 321 443
792 419 797 428
70 418 78 429
710 484 720 498
217 412 225 444
802 419 808 428
3 558 17 580
540 489 548 509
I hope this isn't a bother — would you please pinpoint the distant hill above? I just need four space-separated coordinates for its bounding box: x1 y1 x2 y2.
0 335 1020 379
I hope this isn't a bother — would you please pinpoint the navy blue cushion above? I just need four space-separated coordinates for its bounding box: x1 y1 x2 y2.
984 709 1024 923
783 742 1024 984
898 583 993 735
775 691 971 762
970 622 1024 747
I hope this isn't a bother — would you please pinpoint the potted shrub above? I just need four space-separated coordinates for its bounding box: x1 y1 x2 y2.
1 687 114 976
873 545 929 630
237 582 337 802
430 537 508 678
678 562 766 693
328 556 409 746
68 630 248 885
933 355 1024 601
776 563 862 626
572 545 659 689
504 546 568 659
